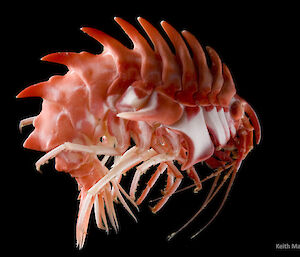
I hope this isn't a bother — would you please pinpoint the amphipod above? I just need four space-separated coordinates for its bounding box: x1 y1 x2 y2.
18 17 261 248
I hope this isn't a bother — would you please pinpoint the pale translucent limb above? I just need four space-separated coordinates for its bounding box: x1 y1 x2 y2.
98 147 140 200
94 193 109 233
111 146 138 168
103 187 119 233
100 155 139 220
151 162 183 213
36 142 119 171
129 153 176 199
111 175 121 201
111 180 137 222
101 156 123 200
100 155 111 166
74 151 143 249
88 148 157 196
97 158 139 230
19 116 36 132
76 193 95 249
99 197 109 233
95 181 138 233
115 182 139 211
112 155 122 167
136 163 168 205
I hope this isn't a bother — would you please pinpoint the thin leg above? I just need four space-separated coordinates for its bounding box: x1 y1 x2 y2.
116 182 139 211
100 155 110 166
103 186 119 233
151 162 183 213
94 193 107 231
98 195 109 233
19 116 36 132
111 180 137 222
136 163 168 205
164 167 175 193
148 163 233 204
186 166 202 192
35 142 119 171
88 148 157 196
100 159 139 212
76 193 95 249
94 163 139 234
130 153 175 199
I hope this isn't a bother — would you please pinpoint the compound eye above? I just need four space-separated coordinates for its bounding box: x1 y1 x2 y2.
230 100 244 121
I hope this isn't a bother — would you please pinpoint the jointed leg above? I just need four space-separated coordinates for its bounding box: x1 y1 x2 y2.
88 148 157 196
186 166 202 192
93 161 139 236
103 186 119 233
111 180 137 222
36 142 119 171
94 193 109 232
76 193 95 249
136 163 168 205
164 167 175 193
151 162 183 213
129 153 175 199
149 163 233 204
19 116 36 132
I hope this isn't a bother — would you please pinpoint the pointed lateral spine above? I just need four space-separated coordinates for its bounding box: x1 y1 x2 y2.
181 30 213 106
137 17 182 98
81 27 141 96
17 81 46 98
41 51 80 66
81 27 131 59
160 21 198 106
114 17 161 90
17 75 64 99
206 46 224 105
217 64 236 107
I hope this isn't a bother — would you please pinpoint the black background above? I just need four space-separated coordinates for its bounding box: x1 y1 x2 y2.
5 1 299 256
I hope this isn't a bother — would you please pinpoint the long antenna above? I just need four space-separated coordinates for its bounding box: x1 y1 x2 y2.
190 168 237 239
167 165 235 241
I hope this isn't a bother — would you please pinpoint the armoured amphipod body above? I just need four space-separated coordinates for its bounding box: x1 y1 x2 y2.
18 17 261 248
